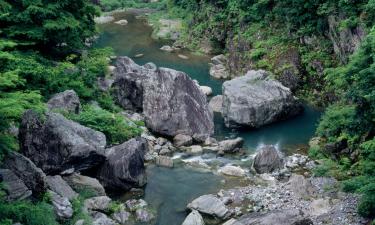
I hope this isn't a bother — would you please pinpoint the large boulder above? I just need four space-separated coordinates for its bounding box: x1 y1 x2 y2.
113 57 214 141
182 210 205 225
47 90 81 114
63 173 106 196
19 110 106 174
252 145 283 174
187 194 230 219
233 209 312 225
97 138 148 191
0 169 32 201
2 151 47 197
222 70 303 128
46 175 78 200
218 138 244 153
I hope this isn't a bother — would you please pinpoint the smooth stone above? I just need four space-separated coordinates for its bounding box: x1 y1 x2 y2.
134 53 144 58
94 16 115 24
187 194 229 219
160 45 174 52
218 138 244 153
218 165 246 177
182 210 205 225
200 86 213 96
209 95 223 113
178 54 189 59
114 19 128 25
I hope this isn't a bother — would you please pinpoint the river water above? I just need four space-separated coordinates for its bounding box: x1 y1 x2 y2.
95 11 322 225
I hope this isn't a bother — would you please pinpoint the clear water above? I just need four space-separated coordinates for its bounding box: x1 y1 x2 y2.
95 11 322 225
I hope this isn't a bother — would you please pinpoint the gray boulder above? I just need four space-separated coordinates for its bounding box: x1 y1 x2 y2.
97 138 148 191
19 110 106 174
0 169 32 201
286 174 316 199
252 145 283 174
182 210 205 225
111 210 131 224
84 196 112 212
218 138 244 153
173 134 193 147
2 151 47 197
63 173 106 196
187 194 230 219
135 208 155 223
46 175 78 200
222 70 303 128
91 212 116 225
113 57 214 141
155 156 174 167
233 209 312 225
49 191 74 219
47 90 81 114
209 95 223 113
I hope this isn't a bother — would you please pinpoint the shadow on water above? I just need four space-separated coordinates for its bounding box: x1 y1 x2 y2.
95 11 322 225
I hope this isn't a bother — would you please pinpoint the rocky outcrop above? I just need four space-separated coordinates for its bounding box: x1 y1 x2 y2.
0 169 32 201
46 175 78 200
187 194 230 219
63 173 106 196
113 57 214 141
328 15 366 63
233 209 312 225
19 110 106 174
2 151 47 197
209 55 230 79
209 95 223 113
97 138 148 191
222 70 303 128
47 90 81 114
252 145 283 174
182 210 205 225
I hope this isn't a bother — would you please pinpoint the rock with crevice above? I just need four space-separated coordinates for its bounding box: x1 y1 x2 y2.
19 110 106 174
113 57 214 141
2 151 47 198
0 169 32 201
222 70 303 128
252 145 283 174
46 175 78 200
47 90 81 114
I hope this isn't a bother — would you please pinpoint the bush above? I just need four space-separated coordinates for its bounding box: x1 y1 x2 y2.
67 105 143 145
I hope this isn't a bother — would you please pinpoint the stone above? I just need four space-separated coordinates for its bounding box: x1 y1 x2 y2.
97 77 114 92
160 45 174 52
111 210 131 224
155 156 174 167
113 57 214 141
252 145 283 174
91 212 116 225
49 191 73 219
173 134 193 147
94 16 114 24
19 111 106 174
200 86 213 96
182 210 205 225
186 145 203 154
234 209 312 225
209 95 223 113
218 165 246 177
114 19 128 25
46 175 78 200
218 138 244 153
125 199 148 212
178 54 189 59
2 151 47 198
187 194 229 219
134 53 144 58
210 64 230 79
97 138 147 191
135 208 155 223
222 218 238 225
47 90 81 114
64 173 106 196
211 55 227 65
286 174 316 199
74 220 85 225
222 70 303 128
0 169 32 201
309 198 331 216
204 137 218 146
155 19 182 40
84 196 112 212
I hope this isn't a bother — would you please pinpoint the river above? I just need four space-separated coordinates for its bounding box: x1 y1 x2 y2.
95 11 322 225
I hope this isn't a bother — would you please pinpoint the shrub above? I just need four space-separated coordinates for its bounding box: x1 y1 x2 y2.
68 105 143 145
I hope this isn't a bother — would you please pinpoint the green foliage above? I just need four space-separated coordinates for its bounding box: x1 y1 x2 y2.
67 105 143 145
100 0 167 11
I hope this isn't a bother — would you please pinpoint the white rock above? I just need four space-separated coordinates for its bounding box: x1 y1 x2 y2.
182 210 205 225
114 19 128 25
218 165 246 177
200 86 213 96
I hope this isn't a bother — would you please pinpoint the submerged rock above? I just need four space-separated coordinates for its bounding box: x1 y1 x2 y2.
113 57 214 141
222 70 303 128
182 210 205 225
0 169 32 201
187 194 230 219
252 145 283 174
160 45 174 52
2 151 47 198
19 111 106 174
98 138 147 191
47 90 81 114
